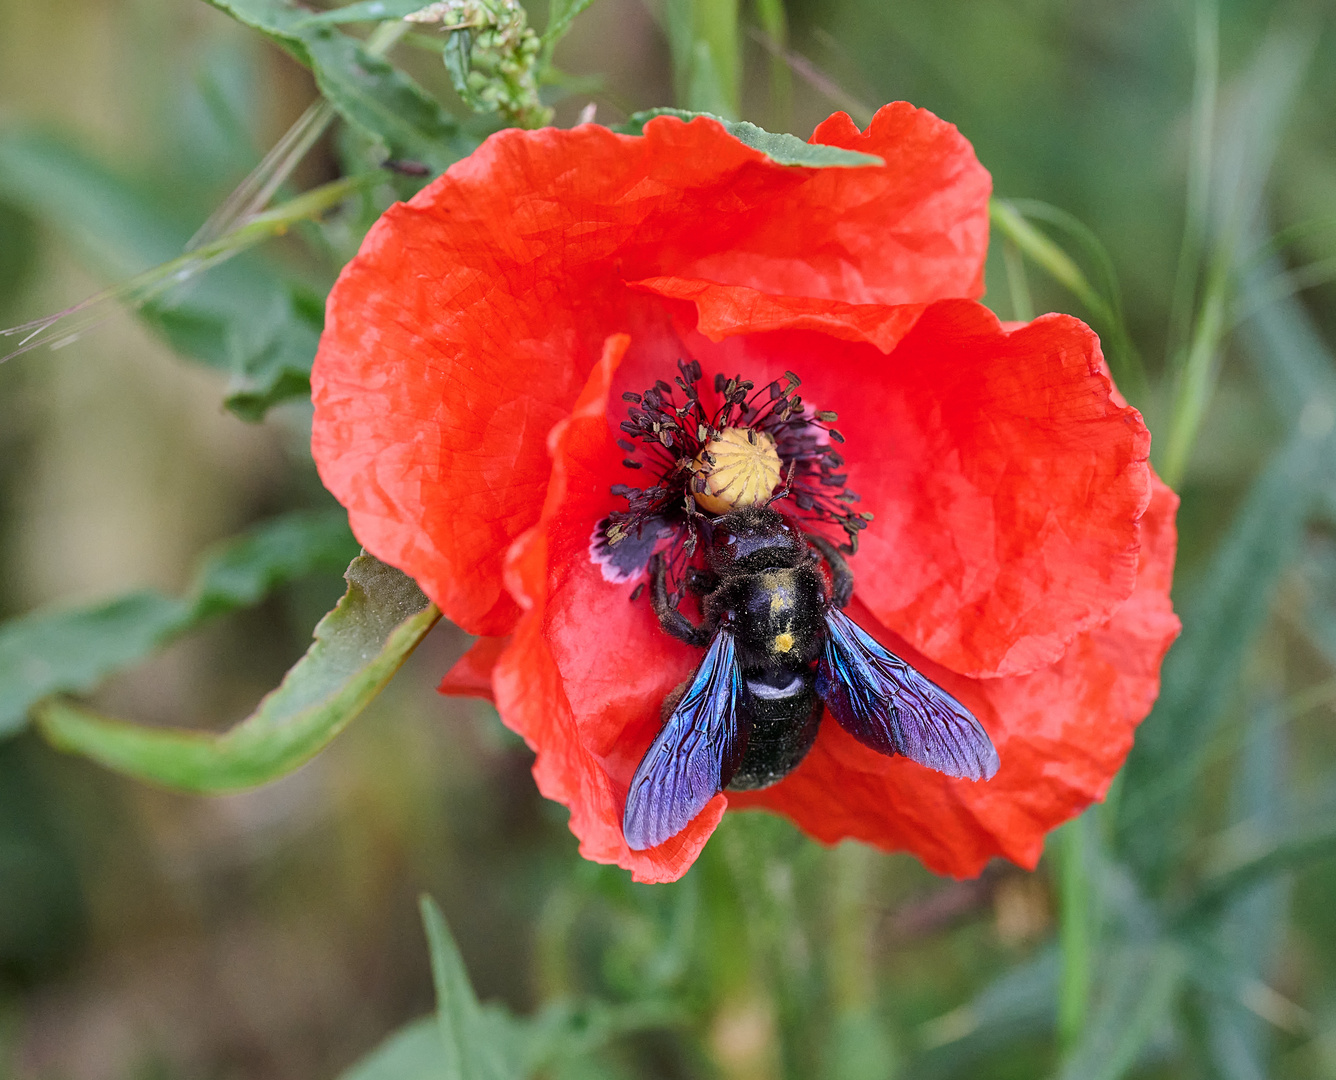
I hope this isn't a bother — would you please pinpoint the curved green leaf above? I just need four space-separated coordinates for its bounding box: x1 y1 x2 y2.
618 109 883 168
0 509 356 738
35 555 438 792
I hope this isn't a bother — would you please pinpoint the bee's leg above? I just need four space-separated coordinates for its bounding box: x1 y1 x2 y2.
650 553 712 647
807 534 854 609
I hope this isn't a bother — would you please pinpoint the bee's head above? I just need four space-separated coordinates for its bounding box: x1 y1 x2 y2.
708 506 804 573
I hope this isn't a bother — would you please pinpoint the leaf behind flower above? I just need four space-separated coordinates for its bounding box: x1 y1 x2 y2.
34 554 438 792
618 108 884 168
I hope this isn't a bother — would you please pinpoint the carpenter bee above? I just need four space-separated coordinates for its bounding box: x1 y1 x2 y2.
622 505 1000 851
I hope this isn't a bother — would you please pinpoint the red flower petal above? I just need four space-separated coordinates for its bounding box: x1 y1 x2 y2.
729 475 1180 876
311 107 989 635
628 298 1151 677
492 335 723 882
491 312 1176 880
631 276 927 353
438 635 508 702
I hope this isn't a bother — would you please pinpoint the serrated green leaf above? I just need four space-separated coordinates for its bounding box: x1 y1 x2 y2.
618 109 883 168
204 0 473 172
339 1017 447 1080
1056 942 1184 1080
0 510 357 739
36 555 437 792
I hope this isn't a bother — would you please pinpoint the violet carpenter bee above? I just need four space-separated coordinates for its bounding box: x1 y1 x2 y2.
621 504 1000 852
592 362 1000 852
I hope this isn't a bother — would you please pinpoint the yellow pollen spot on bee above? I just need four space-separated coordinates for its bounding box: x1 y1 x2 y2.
773 632 795 654
693 427 782 514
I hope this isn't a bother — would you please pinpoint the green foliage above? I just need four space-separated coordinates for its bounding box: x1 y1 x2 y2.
295 0 441 26
5 0 1336 1076
0 509 357 738
339 898 681 1080
0 201 37 314
619 109 882 167
541 0 598 55
35 554 439 792
203 0 472 171
1056 943 1184 1080
0 131 331 418
416 0 551 129
662 0 741 118
340 1018 448 1080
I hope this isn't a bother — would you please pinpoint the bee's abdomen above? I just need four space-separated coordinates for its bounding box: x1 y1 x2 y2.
727 672 822 790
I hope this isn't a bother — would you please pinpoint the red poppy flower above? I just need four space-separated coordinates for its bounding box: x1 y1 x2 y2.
311 105 1180 883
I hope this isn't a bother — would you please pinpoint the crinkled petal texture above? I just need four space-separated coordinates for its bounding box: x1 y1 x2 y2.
312 106 1178 882
312 105 990 635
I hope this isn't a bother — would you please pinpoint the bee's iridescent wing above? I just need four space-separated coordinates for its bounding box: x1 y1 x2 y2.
817 608 999 780
623 630 749 851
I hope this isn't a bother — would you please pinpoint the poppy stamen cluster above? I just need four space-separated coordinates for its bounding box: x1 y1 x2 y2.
591 361 866 597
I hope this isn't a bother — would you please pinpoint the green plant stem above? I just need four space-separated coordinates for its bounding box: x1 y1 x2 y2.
1160 255 1230 488
990 199 1148 403
1165 0 1219 368
990 200 1108 321
1057 815 1092 1056
752 0 792 131
1003 239 1034 322
828 842 873 1009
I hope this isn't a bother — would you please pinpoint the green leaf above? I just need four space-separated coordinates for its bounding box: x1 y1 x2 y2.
1182 808 1336 921
0 510 356 738
542 0 598 49
1117 428 1330 881
416 896 676 1079
1198 692 1290 1080
618 109 883 168
295 0 433 26
915 949 1057 1079
204 0 473 172
339 1017 447 1080
661 0 740 117
420 895 511 1080
187 509 360 618
36 555 438 792
1056 942 1184 1080
0 200 37 314
0 594 189 739
0 131 327 419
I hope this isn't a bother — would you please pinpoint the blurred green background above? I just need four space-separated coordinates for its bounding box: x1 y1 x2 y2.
1 0 1335 1078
